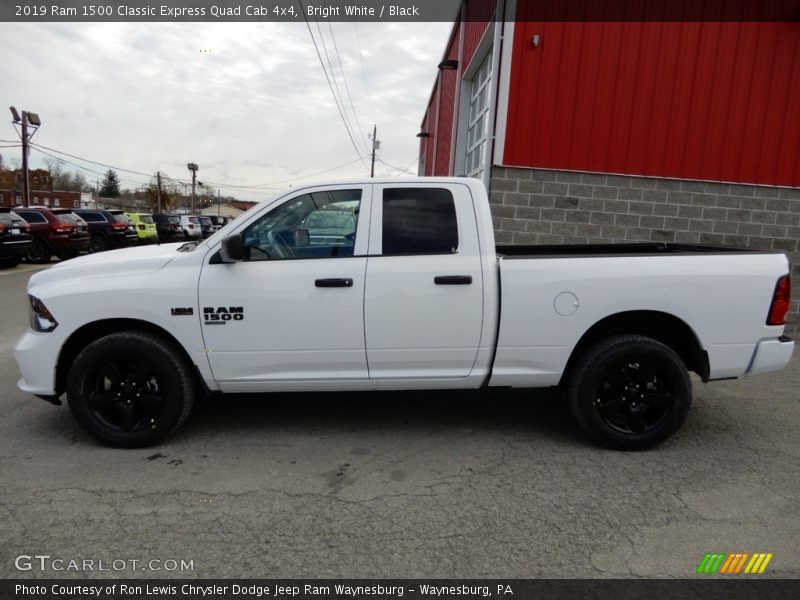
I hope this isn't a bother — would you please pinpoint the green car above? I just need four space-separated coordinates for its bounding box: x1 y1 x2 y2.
124 212 158 244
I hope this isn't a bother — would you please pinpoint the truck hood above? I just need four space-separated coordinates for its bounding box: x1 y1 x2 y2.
29 243 183 290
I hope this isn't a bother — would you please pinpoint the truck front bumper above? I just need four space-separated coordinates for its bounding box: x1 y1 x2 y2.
14 330 61 397
747 336 794 376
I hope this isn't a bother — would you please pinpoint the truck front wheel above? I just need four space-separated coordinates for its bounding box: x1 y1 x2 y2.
568 335 691 450
66 331 196 447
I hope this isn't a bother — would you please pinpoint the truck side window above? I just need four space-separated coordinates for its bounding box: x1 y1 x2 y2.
242 189 361 261
382 188 458 255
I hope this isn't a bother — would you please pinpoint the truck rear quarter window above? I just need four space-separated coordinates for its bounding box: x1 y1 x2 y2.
382 188 458 255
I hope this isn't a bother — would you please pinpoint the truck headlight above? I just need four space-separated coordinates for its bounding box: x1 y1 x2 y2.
29 296 58 332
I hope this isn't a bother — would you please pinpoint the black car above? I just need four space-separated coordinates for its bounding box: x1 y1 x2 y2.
152 213 183 243
0 208 33 268
73 208 138 253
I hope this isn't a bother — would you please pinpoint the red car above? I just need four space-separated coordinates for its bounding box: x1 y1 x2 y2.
14 207 91 264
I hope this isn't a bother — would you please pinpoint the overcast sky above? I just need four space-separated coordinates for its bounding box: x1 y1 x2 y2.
2 21 452 200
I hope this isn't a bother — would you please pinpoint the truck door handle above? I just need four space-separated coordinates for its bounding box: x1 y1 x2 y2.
315 278 354 288
434 275 473 285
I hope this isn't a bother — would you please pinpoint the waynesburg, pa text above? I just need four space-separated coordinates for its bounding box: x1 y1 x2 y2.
15 583 514 598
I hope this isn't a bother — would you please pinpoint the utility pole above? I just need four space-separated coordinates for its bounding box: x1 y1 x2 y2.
156 171 162 213
9 107 42 207
217 189 221 218
20 117 29 206
187 163 198 213
370 124 380 178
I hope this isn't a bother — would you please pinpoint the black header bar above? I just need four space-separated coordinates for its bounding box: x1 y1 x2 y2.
3 1 800 22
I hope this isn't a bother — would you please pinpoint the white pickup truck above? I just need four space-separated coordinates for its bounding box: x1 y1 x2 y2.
15 178 794 449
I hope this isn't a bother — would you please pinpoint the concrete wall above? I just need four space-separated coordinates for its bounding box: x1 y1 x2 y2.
489 166 800 333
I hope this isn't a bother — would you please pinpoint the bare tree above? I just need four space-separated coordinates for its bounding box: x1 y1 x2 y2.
144 173 182 211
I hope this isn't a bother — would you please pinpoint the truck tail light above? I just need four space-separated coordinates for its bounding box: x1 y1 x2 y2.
0 224 5 233
767 275 791 326
54 225 73 233
111 222 128 230
138 224 145 230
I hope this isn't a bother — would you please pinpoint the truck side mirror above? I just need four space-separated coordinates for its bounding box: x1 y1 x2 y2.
220 233 244 262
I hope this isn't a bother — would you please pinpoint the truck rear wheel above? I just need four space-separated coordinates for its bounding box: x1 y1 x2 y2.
568 334 691 450
66 331 195 447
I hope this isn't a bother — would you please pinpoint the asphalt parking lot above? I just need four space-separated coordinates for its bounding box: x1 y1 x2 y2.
1 264 798 579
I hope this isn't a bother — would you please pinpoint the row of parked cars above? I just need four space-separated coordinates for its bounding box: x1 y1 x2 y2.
0 206 230 268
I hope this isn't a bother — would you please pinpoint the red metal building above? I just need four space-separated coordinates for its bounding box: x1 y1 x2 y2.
421 1 800 188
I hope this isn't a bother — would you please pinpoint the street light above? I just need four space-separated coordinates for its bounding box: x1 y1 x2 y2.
187 163 199 213
9 106 42 207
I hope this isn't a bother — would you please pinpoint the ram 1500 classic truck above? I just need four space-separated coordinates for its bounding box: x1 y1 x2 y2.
14 178 794 449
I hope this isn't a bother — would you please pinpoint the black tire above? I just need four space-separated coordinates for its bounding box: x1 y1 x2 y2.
28 239 51 264
568 335 691 450
56 251 79 260
0 256 22 268
88 236 109 253
66 331 195 447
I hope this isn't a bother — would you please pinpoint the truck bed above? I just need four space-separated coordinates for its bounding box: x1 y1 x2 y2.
490 247 791 388
496 242 765 258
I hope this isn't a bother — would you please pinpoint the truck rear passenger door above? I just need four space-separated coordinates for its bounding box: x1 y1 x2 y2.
364 184 484 383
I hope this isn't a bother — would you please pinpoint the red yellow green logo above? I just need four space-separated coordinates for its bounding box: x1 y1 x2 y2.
697 552 773 574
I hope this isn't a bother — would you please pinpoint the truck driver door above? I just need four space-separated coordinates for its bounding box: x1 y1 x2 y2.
198 185 372 392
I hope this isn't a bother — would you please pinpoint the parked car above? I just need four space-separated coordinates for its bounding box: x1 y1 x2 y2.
179 215 203 239
13 178 794 448
151 213 183 243
197 216 214 238
13 206 90 264
72 208 138 253
0 208 33 268
300 209 357 247
124 212 158 244
207 215 225 232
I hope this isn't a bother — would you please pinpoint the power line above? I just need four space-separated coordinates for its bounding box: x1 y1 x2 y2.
219 157 367 188
297 0 369 169
353 22 376 124
162 157 366 191
378 158 417 176
327 21 369 153
315 18 370 157
29 142 152 177
30 141 367 193
32 146 149 188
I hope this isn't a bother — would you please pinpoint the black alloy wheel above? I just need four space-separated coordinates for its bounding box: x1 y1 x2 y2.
83 357 165 433
67 331 195 447
568 335 692 450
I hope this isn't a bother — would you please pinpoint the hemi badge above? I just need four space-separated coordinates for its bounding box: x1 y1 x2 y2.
171 307 194 316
